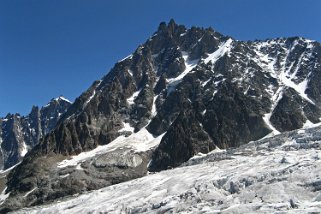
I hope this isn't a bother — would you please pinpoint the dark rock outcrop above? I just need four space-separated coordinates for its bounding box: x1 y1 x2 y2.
0 97 71 170
149 110 215 171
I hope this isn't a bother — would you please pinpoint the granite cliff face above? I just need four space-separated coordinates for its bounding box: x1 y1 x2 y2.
0 97 71 170
1 20 321 211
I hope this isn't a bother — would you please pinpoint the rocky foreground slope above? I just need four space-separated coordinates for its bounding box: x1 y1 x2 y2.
13 126 321 213
1 20 321 211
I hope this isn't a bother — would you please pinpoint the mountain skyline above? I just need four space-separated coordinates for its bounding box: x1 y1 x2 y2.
2 19 321 211
1 0 321 116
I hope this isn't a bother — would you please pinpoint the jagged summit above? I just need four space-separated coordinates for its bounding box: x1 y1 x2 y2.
44 96 72 108
156 19 187 38
0 96 71 170
1 21 321 211
52 96 72 104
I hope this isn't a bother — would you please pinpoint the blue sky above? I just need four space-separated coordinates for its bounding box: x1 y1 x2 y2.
0 0 320 116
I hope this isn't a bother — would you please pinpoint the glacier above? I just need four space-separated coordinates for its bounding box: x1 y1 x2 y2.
16 126 321 213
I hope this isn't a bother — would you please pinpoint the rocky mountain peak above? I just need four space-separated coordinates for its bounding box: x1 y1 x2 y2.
25 21 320 160
0 96 71 170
1 21 321 211
151 20 225 57
157 19 184 37
51 96 71 104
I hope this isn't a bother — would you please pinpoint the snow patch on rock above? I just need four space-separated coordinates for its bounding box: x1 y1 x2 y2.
203 38 233 64
57 128 165 168
166 51 198 96
127 89 142 105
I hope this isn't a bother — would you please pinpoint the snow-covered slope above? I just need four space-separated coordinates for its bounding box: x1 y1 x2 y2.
57 127 165 168
16 126 321 213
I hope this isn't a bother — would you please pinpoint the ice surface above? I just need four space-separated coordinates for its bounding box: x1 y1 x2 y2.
254 40 314 105
20 126 321 213
201 78 212 87
262 88 283 136
118 54 133 63
118 121 134 133
0 188 10 206
127 69 133 76
23 188 37 198
54 96 72 103
44 96 72 108
20 141 28 157
254 39 316 134
127 89 142 105
0 162 20 174
303 119 321 129
16 124 28 157
84 91 96 106
84 80 102 108
166 51 198 96
59 174 70 178
203 38 233 64
279 72 314 104
151 95 159 117
57 128 164 168
75 164 83 171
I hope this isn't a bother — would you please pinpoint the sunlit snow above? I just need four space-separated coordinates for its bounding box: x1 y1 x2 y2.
254 39 316 134
203 38 233 64
20 141 28 157
151 95 159 117
0 188 10 206
127 89 142 105
118 121 135 133
262 88 283 136
19 126 321 213
54 96 72 103
166 51 198 96
57 128 165 168
118 54 133 63
84 80 102 107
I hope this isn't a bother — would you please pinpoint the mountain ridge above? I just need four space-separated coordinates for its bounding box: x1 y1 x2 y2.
1 20 321 211
0 96 71 170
